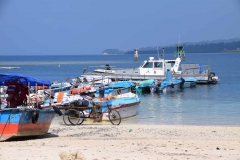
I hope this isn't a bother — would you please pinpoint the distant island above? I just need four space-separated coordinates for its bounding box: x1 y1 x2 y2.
102 38 240 55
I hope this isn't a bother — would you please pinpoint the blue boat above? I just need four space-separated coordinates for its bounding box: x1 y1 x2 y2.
150 70 183 93
180 77 197 88
94 81 136 98
91 81 140 119
135 79 155 93
0 74 56 141
150 71 197 93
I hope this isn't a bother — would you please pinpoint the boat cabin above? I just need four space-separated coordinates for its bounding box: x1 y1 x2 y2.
139 57 165 76
139 57 181 76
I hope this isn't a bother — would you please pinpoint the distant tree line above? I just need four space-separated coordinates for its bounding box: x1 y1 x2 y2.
124 41 240 54
103 39 240 54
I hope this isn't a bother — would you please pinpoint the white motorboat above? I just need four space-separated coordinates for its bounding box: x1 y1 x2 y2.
81 46 219 84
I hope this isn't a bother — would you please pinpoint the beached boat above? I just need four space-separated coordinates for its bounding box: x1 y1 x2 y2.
90 81 140 119
81 46 218 84
91 92 140 120
0 74 56 141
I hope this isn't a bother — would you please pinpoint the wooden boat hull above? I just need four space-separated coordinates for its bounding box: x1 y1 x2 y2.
0 108 56 141
102 101 140 120
85 96 140 121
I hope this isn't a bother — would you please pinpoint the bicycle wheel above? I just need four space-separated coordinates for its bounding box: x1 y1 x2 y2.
108 109 121 125
77 110 85 125
68 109 81 125
63 110 72 126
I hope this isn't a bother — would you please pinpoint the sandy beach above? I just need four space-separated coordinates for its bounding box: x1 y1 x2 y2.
0 117 240 160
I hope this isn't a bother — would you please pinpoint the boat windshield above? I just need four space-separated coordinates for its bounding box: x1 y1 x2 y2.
142 62 153 68
154 62 162 68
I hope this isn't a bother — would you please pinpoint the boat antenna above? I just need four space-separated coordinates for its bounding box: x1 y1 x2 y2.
162 47 164 59
178 34 182 59
158 46 163 59
178 34 180 58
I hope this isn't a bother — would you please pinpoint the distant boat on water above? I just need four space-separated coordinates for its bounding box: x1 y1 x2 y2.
102 52 109 55
0 67 20 69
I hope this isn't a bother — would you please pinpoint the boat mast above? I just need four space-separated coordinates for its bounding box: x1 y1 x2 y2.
174 35 185 60
158 46 164 59
162 47 164 59
178 35 180 58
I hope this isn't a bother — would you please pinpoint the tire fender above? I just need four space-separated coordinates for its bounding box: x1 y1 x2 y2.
32 110 39 124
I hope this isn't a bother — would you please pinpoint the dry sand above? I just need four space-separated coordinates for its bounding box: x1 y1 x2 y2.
0 118 240 160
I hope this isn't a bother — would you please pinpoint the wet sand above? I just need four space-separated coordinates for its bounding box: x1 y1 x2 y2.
0 117 240 160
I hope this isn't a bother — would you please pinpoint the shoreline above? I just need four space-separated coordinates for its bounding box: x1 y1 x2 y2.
1 117 240 160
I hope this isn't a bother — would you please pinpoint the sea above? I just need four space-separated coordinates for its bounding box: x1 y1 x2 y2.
1 52 240 126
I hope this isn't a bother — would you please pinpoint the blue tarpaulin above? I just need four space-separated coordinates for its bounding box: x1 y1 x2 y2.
0 74 51 86
109 81 135 89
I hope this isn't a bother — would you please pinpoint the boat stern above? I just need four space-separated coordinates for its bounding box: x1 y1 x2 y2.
0 108 56 141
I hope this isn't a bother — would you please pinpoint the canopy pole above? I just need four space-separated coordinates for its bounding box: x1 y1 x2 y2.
36 83 38 109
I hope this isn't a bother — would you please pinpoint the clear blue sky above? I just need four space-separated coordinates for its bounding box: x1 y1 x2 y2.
0 0 240 55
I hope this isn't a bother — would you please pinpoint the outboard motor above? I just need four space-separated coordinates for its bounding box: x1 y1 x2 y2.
150 80 161 92
180 77 185 88
130 85 136 93
208 72 219 84
153 80 161 92
210 72 215 77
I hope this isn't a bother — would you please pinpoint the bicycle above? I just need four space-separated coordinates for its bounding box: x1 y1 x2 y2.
61 101 121 125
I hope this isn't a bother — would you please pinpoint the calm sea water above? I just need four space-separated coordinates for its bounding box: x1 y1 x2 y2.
1 53 240 126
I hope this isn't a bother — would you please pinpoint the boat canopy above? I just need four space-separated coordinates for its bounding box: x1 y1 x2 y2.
109 81 135 89
0 74 51 86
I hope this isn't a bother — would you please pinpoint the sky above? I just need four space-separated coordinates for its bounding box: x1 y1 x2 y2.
0 0 240 55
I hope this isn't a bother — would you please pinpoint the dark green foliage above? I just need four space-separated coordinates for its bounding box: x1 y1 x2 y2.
103 39 240 54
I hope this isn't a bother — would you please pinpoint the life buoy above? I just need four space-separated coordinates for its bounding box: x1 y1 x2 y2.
80 87 87 94
32 110 39 124
171 69 175 74
70 88 80 94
